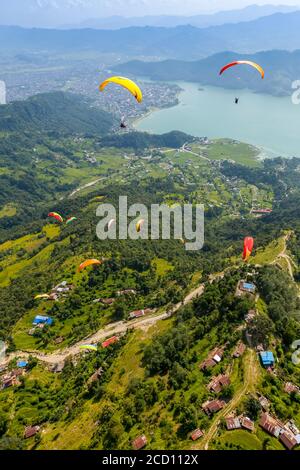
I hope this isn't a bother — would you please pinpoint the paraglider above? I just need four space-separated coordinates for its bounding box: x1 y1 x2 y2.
136 219 145 233
48 212 63 223
219 61 265 79
99 76 143 103
120 116 127 129
78 259 102 272
80 344 97 352
66 217 77 225
34 294 50 300
243 237 254 261
235 97 239 104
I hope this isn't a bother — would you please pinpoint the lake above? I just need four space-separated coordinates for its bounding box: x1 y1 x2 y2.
135 82 300 158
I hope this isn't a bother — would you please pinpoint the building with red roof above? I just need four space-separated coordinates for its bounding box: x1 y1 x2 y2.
101 336 118 348
226 417 241 431
202 399 225 415
190 429 204 441
132 435 147 450
24 425 40 439
279 432 298 450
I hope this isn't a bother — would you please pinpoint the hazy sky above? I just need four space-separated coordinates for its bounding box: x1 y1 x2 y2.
0 1 300 26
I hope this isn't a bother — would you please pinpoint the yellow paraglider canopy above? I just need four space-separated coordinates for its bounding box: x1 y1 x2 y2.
34 294 50 300
78 259 102 272
99 76 143 103
80 344 98 352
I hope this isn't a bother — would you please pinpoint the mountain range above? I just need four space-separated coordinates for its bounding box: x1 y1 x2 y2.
2 11 300 59
64 5 299 29
0 2 298 28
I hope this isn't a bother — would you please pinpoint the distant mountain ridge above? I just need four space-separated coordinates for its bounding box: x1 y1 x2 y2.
65 5 299 29
1 2 298 28
114 50 300 97
2 11 300 59
0 92 116 134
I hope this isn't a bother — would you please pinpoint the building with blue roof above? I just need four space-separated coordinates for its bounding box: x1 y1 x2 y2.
260 351 275 368
33 315 53 326
17 360 28 368
240 282 256 293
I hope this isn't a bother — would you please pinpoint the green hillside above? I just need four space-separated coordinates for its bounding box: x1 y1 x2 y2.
0 92 116 134
0 95 299 451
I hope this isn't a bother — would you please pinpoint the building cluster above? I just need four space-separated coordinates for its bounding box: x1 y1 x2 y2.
225 415 255 432
0 362 28 390
28 315 54 336
260 413 300 450
116 289 137 296
284 382 300 396
207 374 230 394
50 281 74 301
83 150 97 165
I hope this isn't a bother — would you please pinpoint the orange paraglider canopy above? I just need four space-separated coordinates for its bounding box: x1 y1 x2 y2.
219 61 265 79
78 259 102 272
243 237 254 261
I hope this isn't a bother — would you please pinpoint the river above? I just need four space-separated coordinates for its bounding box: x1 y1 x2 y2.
135 82 300 158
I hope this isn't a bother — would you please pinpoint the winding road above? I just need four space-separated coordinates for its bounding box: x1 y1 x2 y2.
271 232 296 280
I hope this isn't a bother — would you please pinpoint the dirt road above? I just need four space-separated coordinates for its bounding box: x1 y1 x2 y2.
195 349 259 450
68 178 105 198
271 232 296 280
1 284 205 367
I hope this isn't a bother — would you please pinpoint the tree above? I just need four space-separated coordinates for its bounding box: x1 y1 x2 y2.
248 315 274 347
169 362 188 390
244 397 261 420
221 384 234 400
113 301 126 321
0 436 24 450
0 411 8 437
262 437 271 450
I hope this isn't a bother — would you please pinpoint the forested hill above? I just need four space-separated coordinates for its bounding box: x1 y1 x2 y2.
100 131 192 150
113 50 300 97
0 92 116 135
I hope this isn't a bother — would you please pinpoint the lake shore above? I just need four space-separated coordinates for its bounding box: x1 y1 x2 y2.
134 81 299 158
